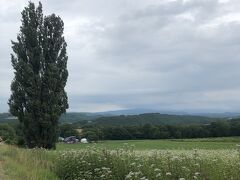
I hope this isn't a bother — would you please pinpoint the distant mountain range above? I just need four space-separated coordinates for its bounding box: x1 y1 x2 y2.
91 108 188 116
192 112 240 118
0 109 239 125
91 109 240 118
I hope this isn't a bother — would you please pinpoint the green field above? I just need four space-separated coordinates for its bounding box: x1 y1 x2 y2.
57 137 240 151
1 137 240 180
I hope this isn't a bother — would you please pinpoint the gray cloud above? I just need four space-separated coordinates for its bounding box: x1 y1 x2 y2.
1 0 240 113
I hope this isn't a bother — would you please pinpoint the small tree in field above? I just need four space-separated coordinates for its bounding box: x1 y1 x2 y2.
9 2 68 149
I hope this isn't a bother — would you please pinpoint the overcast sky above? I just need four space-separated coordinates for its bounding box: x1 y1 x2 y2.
1 0 240 113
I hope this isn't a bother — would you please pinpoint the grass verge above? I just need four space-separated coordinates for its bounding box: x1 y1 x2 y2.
0 145 58 180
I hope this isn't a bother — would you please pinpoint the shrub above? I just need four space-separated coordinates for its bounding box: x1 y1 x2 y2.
0 124 17 144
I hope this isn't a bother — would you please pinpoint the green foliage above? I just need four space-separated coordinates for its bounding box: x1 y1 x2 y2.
83 131 97 141
13 123 25 146
82 119 240 141
211 121 231 137
0 124 16 144
8 2 68 149
81 125 104 142
59 124 80 138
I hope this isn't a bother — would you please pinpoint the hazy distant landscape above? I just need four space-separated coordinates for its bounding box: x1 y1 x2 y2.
1 109 240 124
0 111 229 124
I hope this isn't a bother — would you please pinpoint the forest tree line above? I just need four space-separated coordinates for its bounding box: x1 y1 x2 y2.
81 119 240 141
1 118 240 145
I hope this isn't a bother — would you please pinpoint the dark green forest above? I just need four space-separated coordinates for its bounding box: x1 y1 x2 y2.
91 113 222 126
81 119 240 141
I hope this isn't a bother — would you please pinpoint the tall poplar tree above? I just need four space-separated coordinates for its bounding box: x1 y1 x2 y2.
9 2 68 149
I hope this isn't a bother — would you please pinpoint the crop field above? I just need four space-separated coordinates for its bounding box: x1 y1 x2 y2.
0 137 240 180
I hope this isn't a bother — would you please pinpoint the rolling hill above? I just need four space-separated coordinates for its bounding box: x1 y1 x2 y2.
91 113 224 126
0 112 226 126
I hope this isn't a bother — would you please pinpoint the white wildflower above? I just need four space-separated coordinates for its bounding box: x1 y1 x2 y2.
195 172 200 176
166 172 172 176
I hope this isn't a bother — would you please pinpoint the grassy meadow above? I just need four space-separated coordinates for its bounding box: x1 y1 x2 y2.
0 137 240 180
57 137 240 151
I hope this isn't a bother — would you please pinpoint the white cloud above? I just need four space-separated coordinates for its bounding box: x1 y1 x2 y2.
1 0 240 112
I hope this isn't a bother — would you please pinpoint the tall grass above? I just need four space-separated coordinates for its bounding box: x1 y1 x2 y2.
0 145 58 180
